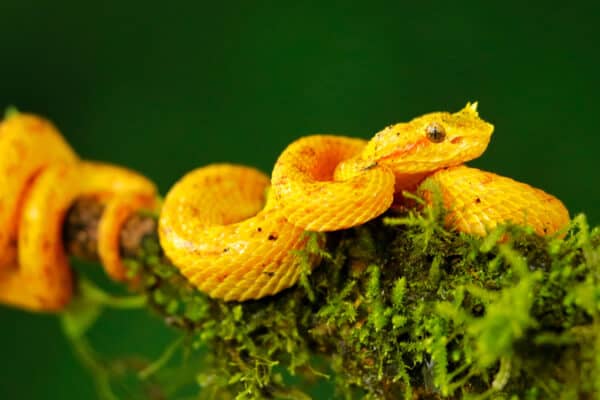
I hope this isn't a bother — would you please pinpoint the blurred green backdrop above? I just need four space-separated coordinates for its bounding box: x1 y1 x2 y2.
1 1 599 398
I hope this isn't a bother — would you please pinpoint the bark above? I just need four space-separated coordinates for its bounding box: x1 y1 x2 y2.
63 196 157 261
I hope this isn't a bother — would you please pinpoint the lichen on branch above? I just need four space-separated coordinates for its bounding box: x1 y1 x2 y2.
62 191 600 399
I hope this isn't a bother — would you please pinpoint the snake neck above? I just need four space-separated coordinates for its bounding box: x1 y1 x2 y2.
332 155 372 181
333 152 442 212
390 170 436 207
333 154 433 190
393 170 433 192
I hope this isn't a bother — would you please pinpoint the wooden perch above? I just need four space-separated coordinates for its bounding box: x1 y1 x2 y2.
64 197 157 262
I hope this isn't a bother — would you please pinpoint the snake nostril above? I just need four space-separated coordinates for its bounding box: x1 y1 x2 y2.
451 136 463 144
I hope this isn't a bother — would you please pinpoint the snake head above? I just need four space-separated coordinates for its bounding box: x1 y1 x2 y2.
362 102 494 173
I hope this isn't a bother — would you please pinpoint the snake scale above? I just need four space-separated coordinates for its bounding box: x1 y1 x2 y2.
0 104 569 311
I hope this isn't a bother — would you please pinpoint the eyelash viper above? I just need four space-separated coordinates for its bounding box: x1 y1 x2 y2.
0 103 570 311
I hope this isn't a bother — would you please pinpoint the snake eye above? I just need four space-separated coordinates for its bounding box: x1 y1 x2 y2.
425 123 446 143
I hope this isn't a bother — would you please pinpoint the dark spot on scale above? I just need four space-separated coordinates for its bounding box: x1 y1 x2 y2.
475 198 481 204
223 247 230 253
268 233 278 241
362 162 378 170
257 227 262 232
263 271 275 277
42 239 51 252
300 147 316 157
543 227 548 234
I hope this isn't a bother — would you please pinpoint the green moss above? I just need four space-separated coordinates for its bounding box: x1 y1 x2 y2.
67 189 600 399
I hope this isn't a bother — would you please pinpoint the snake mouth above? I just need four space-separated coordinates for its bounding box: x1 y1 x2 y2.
375 137 430 164
361 161 378 170
388 160 462 172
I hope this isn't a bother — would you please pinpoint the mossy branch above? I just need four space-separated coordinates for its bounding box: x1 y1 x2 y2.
60 194 600 399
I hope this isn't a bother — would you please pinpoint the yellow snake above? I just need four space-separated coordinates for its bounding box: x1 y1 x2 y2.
0 104 570 311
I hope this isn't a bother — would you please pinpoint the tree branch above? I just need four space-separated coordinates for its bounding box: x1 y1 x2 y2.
63 197 157 262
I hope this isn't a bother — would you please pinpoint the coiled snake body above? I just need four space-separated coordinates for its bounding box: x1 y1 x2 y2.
0 104 569 310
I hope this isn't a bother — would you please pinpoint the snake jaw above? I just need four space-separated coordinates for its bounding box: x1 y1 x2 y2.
362 161 378 170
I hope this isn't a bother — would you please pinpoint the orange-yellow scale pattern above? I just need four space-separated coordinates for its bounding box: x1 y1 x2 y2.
271 135 395 231
0 115 78 269
0 113 158 311
421 166 570 236
158 164 313 302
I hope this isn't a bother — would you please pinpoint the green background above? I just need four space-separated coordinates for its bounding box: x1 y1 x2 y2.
1 1 599 398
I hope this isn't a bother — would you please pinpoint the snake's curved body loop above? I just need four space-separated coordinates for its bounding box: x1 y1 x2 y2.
421 165 569 236
0 115 78 269
271 135 395 231
158 164 314 301
0 113 157 311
